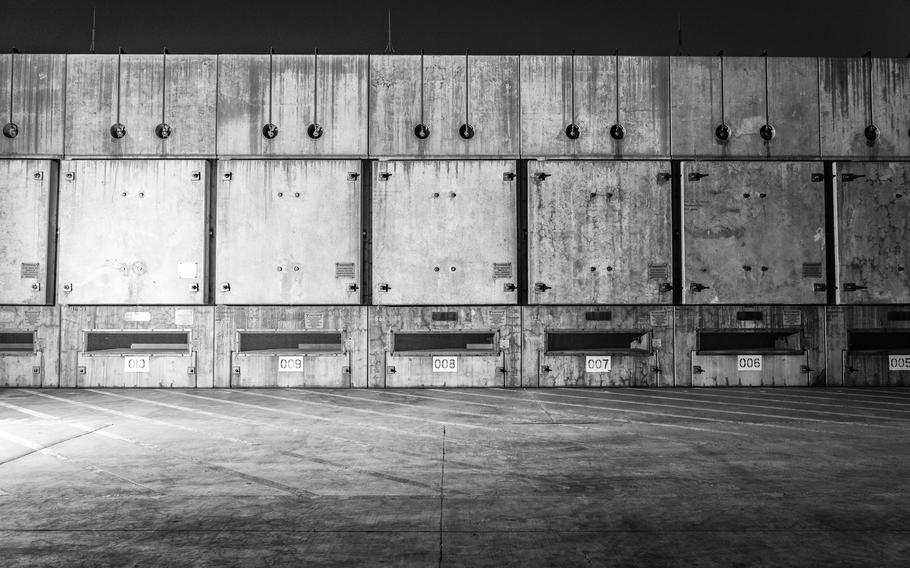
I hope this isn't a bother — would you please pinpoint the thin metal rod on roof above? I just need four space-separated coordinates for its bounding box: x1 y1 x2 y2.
675 13 688 56
89 7 96 54
384 9 395 54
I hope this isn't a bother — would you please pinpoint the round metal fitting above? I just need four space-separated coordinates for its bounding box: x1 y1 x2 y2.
307 123 324 139
110 123 127 139
262 123 279 139
759 123 776 141
414 123 430 139
864 124 880 143
2 122 19 139
565 123 580 140
715 123 730 142
610 124 625 140
155 123 172 139
459 123 475 139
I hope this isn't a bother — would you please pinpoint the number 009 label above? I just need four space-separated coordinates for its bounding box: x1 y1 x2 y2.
585 356 612 373
737 355 762 371
432 356 457 373
889 355 910 371
278 356 304 372
124 356 150 373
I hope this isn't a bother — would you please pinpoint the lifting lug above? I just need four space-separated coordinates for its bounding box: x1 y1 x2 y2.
687 172 708 181
535 172 551 181
689 282 710 293
534 282 552 292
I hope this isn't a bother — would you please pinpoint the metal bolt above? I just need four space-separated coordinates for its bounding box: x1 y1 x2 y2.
450 266 456 272
434 266 440 272
590 266 597 272
121 192 127 197
293 266 300 272
277 192 283 198
450 192 457 198
761 266 769 272
294 192 300 198
138 192 144 198
277 266 283 271
606 266 613 272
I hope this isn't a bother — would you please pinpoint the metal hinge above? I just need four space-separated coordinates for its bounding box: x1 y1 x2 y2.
813 283 827 292
811 173 828 182
842 283 868 292
689 282 710 292
688 172 708 181
190 171 201 181
535 172 551 181
219 282 231 293
658 283 674 294
692 365 704 374
534 282 551 292
502 172 516 181
841 173 865 182
222 172 233 181
503 283 517 292
657 172 672 183
64 171 76 182
378 283 391 292
347 283 359 292
379 172 392 181
32 171 44 181
348 172 360 181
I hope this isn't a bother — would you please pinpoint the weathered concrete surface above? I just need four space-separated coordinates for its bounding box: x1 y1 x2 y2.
1 388 909 566
0 54 66 157
826 306 910 386
65 55 217 157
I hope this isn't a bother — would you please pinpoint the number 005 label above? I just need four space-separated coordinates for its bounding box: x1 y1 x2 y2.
124 356 150 373
889 355 910 371
278 356 304 372
737 355 762 371
585 356 612 373
432 356 457 373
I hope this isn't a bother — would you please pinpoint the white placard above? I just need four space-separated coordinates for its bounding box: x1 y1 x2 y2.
278 356 304 372
432 356 457 373
177 262 198 279
585 356 612 373
124 356 150 373
889 355 910 371
123 311 151 322
737 355 763 371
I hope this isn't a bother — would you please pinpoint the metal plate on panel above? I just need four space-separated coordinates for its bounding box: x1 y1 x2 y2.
19 263 40 279
304 312 326 329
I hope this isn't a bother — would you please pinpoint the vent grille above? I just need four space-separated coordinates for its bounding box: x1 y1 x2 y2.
802 263 823 279
335 263 356 279
648 263 670 280
585 311 612 321
736 311 764 321
431 311 458 322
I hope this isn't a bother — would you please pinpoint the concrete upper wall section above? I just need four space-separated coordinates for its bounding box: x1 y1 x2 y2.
1 55 908 159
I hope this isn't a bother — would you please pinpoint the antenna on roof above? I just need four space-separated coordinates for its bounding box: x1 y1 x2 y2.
89 7 96 54
675 13 688 56
384 8 395 54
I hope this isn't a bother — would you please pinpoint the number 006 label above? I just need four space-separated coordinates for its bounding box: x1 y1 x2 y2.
278 356 304 372
737 355 762 371
585 356 612 373
432 356 457 373
889 355 910 371
124 356 150 373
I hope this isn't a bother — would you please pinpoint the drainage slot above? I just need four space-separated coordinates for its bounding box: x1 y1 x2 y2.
393 332 496 355
85 331 189 354
697 329 801 354
848 330 910 352
0 332 36 353
546 330 650 355
238 331 343 354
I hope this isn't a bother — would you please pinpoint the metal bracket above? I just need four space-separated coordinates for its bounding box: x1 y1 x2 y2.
187 367 196 375
842 283 868 292
841 173 866 182
657 172 672 183
811 173 826 182
190 171 201 181
32 366 40 374
347 172 360 181
658 283 673 293
541 365 551 373
342 366 351 376
65 172 76 182
692 365 704 374
32 171 44 181
62 283 73 293
689 282 710 292
503 283 517 292
378 283 391 292
534 282 551 292
387 366 396 374
800 365 813 374
688 172 708 182
813 283 827 292
222 172 233 181
78 366 86 375
232 366 241 375
219 282 231 293
379 172 392 181
502 172 516 181
189 283 200 293
347 283 359 292
535 173 551 181
31 282 41 292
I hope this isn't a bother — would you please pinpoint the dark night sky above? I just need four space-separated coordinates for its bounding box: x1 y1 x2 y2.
1 0 909 56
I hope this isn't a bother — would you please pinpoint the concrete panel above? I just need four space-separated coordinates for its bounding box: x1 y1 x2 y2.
835 162 910 304
675 306 824 387
60 305 214 387
522 306 673 388
65 54 217 157
369 55 519 157
521 55 669 158
820 57 910 159
218 54 368 157
215 160 360 305
528 160 673 304
826 306 910 386
0 305 59 387
214 306 367 388
0 160 56 304
682 161 827 304
0 54 65 157
368 306 521 388
57 160 209 305
670 57 820 158
372 160 518 305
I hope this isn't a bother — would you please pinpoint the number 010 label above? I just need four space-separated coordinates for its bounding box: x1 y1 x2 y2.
889 355 910 371
124 356 150 373
737 355 762 371
585 356 612 373
278 356 304 372
432 356 457 373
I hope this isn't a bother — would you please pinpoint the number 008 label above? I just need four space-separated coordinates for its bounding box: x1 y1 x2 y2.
124 356 150 373
737 355 762 371
889 355 910 371
585 356 612 373
278 356 304 372
432 356 457 373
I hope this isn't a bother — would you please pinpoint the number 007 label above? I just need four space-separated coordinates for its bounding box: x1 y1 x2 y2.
889 355 910 371
124 356 150 373
585 356 612 373
278 356 304 372
432 356 457 373
737 355 762 371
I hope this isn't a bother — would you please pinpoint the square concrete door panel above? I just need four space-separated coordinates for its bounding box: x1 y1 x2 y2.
218 55 368 157
0 160 55 304
0 54 65 157
682 161 827 304
826 306 910 387
835 162 910 303
372 160 518 305
520 55 670 158
215 160 361 305
57 160 208 305
528 160 673 304
820 58 910 159
670 57 820 158
0 306 60 387
65 55 217 157
369 55 519 158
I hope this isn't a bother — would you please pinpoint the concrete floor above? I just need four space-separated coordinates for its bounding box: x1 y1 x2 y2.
1 388 909 567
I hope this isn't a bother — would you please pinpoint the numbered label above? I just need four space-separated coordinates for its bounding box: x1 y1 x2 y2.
123 356 150 373
585 356 612 373
432 356 458 373
278 356 305 373
889 355 910 371
737 355 763 371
